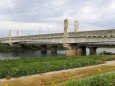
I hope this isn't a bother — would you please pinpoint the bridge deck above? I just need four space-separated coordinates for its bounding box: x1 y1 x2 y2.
0 29 115 45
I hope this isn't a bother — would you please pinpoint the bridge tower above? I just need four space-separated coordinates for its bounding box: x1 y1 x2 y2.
74 21 79 32
64 19 68 43
63 19 86 56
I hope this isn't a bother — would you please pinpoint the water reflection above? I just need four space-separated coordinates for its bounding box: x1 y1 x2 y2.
0 50 66 60
0 48 114 60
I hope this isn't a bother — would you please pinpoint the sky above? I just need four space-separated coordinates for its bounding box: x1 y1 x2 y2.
0 0 115 36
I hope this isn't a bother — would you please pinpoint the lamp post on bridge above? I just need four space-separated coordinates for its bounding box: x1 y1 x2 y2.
17 30 19 37
9 30 12 46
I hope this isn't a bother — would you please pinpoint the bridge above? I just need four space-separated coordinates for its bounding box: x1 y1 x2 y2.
0 19 115 56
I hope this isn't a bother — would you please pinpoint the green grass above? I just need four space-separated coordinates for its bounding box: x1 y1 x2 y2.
0 55 114 79
57 71 115 86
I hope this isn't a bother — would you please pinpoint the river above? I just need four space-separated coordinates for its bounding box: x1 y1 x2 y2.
0 48 115 60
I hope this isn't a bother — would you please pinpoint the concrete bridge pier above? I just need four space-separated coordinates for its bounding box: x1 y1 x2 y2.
51 45 57 54
63 44 86 56
89 47 97 55
76 46 86 56
63 44 77 56
41 45 47 54
81 46 86 55
66 50 77 56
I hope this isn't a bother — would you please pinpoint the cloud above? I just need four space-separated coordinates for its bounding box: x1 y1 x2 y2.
0 0 115 36
0 0 15 9
0 21 55 30
0 20 65 37
109 0 115 10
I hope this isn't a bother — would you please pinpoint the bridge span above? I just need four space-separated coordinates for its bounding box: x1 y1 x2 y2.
0 19 115 56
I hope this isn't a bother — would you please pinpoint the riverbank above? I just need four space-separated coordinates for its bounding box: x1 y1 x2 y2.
0 55 115 79
0 60 115 86
57 71 115 86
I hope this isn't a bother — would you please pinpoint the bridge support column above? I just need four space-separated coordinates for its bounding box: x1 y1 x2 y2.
63 44 77 56
89 47 97 55
76 46 86 56
41 45 47 54
63 44 86 56
51 45 57 54
66 50 77 56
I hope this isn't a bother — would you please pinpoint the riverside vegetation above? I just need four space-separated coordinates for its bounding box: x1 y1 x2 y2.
0 55 115 79
57 71 115 86
0 43 64 52
0 43 41 52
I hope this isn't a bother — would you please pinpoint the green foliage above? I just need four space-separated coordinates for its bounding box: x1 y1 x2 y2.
0 43 11 51
58 71 115 86
100 51 112 55
0 55 114 79
0 43 40 51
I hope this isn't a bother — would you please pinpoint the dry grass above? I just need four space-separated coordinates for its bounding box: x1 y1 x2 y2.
0 62 115 86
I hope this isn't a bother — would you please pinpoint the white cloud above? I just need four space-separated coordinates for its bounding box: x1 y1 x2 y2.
109 0 115 10
81 6 93 15
0 0 15 9
78 5 102 22
0 0 115 35
0 15 9 20
51 0 65 6
0 20 65 37
0 21 55 30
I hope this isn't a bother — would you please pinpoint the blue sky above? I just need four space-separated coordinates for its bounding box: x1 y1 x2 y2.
0 0 115 34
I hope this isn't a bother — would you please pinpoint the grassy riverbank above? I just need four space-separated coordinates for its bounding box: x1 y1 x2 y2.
0 55 115 79
57 71 115 86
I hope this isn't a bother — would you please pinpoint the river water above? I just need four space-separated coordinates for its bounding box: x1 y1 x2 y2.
0 48 115 60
